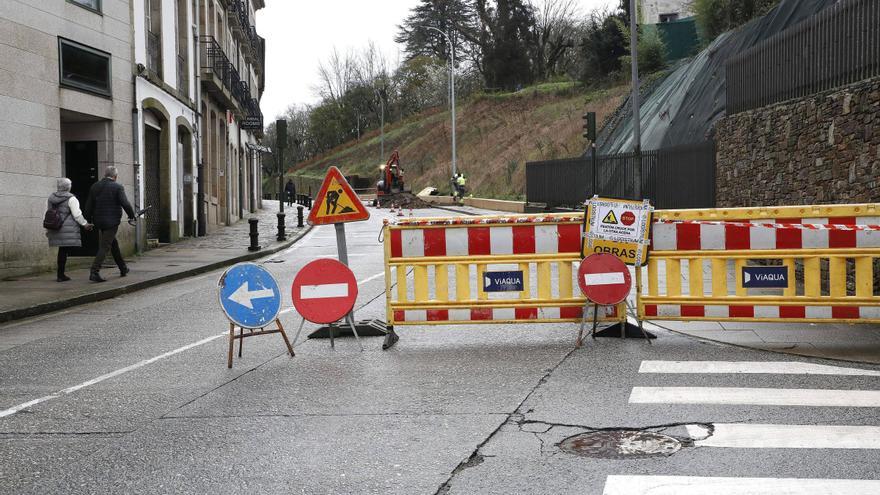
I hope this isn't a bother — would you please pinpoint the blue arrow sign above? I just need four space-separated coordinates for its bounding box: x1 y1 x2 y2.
742 266 789 289
483 270 524 292
218 263 282 328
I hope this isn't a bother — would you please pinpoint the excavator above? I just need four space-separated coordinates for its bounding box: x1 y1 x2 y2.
376 149 409 196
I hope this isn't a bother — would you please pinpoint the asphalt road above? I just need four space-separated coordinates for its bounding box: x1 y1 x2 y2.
1 206 879 494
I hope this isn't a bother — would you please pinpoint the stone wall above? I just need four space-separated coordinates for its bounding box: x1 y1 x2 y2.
715 76 880 207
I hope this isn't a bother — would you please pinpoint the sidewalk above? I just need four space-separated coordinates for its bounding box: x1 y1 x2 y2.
0 200 309 324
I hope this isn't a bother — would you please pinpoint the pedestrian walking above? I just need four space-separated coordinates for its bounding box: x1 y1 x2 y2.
84 166 135 283
284 179 296 206
45 178 93 282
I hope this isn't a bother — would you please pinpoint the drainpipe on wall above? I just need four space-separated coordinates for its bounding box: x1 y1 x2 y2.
132 87 143 254
193 26 206 237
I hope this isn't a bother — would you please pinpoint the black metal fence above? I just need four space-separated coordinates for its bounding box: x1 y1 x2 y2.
526 141 716 209
727 0 880 114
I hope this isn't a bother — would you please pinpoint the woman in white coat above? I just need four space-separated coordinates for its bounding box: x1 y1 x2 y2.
46 178 92 281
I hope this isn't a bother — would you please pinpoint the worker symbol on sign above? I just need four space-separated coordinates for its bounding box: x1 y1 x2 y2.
307 166 370 226
602 210 619 225
325 188 345 215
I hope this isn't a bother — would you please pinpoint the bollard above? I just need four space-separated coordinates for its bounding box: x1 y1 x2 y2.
277 212 286 241
248 218 261 251
307 196 312 209
297 205 304 228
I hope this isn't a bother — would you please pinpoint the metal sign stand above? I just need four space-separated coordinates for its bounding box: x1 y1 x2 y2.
581 197 654 343
227 320 294 368
576 303 601 348
333 222 364 351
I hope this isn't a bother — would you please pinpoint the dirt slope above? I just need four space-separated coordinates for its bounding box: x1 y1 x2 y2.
291 83 627 200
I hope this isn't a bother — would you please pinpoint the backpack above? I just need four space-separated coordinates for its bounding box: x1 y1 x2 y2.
43 198 70 230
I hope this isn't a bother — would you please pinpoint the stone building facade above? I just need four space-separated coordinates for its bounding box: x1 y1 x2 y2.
0 0 135 279
638 0 694 23
0 0 266 278
715 76 880 207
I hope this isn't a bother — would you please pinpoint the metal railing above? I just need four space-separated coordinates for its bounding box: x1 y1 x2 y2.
147 31 162 76
525 141 716 210
727 0 880 114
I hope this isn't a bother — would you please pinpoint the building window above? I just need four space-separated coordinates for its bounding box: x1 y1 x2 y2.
67 0 101 13
659 13 680 23
58 38 112 97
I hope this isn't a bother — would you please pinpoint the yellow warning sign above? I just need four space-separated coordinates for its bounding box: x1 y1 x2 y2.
307 167 370 226
602 210 619 225
582 197 652 266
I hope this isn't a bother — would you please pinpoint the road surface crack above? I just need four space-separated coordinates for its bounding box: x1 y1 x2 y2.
433 346 578 494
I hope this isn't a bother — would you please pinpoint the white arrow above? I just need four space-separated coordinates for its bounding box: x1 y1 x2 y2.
228 282 275 309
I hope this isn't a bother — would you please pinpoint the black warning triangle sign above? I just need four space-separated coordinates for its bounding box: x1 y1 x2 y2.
601 210 618 225
307 166 370 226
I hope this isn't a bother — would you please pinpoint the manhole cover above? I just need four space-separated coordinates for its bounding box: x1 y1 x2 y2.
559 430 681 459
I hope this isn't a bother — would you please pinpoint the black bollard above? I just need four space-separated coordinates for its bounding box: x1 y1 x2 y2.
248 218 261 251
297 206 304 228
276 212 286 241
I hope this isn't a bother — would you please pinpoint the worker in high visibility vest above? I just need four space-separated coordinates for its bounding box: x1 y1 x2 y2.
452 173 467 200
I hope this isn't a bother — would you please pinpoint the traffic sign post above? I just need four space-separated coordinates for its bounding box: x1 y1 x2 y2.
575 254 634 347
581 196 654 342
290 258 363 351
218 263 294 368
300 167 378 349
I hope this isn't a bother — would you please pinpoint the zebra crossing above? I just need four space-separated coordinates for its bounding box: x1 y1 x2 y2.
603 360 880 494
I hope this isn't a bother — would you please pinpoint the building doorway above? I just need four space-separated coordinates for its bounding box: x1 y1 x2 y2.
144 125 163 243
64 141 99 256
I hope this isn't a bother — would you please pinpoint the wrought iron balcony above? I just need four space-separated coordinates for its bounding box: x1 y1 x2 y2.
147 31 162 77
199 35 237 110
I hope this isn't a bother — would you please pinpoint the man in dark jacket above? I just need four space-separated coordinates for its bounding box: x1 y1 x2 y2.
284 179 295 206
85 166 135 282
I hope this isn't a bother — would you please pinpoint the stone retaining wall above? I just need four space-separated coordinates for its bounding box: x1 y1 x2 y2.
715 77 880 207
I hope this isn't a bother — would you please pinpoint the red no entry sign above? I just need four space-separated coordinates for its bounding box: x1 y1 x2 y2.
292 258 358 324
577 253 632 305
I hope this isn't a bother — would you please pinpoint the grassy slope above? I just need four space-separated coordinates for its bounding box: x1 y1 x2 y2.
290 82 627 200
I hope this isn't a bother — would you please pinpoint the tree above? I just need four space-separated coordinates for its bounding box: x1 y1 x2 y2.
395 0 475 63
528 0 579 80
577 8 627 83
474 0 537 90
693 0 782 44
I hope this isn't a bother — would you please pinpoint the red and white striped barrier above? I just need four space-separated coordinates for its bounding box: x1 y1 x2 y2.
644 304 880 321
389 222 583 258
652 216 880 251
393 305 618 323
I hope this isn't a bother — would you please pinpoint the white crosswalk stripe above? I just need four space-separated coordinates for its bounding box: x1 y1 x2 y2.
603 475 880 495
638 360 880 376
629 386 880 407
602 360 880 494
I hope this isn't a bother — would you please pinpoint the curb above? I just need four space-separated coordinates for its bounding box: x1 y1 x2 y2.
0 226 313 324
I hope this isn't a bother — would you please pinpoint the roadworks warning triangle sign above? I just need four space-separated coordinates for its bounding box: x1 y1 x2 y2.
307 166 370 226
602 210 618 225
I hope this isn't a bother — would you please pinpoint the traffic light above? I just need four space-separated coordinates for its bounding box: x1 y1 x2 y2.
582 112 596 141
275 119 287 150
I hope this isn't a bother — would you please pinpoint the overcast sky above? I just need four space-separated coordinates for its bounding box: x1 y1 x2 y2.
256 0 619 121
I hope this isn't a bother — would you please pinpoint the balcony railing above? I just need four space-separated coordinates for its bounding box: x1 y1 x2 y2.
199 35 257 113
147 31 162 77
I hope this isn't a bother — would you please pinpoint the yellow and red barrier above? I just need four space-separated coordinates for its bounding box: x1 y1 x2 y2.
383 214 624 326
640 204 880 323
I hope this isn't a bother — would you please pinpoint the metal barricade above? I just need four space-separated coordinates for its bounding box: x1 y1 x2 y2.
640 204 880 323
383 214 625 327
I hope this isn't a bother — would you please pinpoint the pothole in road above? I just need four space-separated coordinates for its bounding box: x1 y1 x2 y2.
558 430 682 459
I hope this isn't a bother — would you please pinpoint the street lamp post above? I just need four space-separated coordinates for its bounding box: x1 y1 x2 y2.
421 26 456 178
